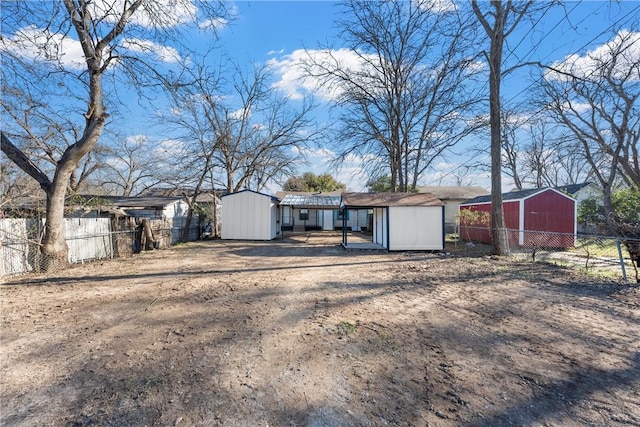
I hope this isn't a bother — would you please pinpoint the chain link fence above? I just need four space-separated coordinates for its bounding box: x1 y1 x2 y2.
454 226 640 282
1 218 201 279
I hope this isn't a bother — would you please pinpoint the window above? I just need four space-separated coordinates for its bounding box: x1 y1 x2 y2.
299 209 309 220
336 209 349 221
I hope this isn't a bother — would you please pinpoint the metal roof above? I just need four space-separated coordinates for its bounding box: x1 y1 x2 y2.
279 194 342 209
341 192 444 208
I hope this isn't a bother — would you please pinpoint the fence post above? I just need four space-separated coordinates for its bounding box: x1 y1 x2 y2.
616 238 627 283
502 227 511 256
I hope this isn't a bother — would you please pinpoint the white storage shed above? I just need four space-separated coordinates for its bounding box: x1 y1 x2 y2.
221 190 280 240
341 192 445 251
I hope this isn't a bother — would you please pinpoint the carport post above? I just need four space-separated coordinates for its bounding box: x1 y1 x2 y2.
342 208 347 246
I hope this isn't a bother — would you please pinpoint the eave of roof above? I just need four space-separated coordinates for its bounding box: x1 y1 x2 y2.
279 194 342 209
341 192 444 208
419 186 489 200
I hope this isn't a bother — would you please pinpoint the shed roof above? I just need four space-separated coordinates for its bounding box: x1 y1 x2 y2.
341 192 444 208
279 194 342 209
220 189 279 201
460 187 573 205
419 185 488 200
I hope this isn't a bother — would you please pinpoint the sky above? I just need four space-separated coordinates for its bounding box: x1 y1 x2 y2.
207 1 639 192
2 1 639 193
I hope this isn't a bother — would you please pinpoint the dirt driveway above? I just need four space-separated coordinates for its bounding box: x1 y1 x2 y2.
1 234 639 426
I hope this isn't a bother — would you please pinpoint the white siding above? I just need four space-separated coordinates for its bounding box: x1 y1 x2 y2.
388 206 443 250
221 191 276 240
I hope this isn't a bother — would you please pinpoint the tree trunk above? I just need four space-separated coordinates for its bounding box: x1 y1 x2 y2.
488 11 508 255
41 184 69 271
473 0 509 255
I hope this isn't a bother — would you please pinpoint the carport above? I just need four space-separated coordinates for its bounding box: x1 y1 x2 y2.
278 194 342 232
340 192 445 251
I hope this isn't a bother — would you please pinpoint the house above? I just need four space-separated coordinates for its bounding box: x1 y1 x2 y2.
276 191 369 232
459 188 576 249
555 182 601 205
419 186 488 232
142 187 223 237
340 192 445 251
221 189 280 240
66 195 196 252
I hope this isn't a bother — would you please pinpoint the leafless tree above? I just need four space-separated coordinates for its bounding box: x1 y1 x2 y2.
0 0 229 268
499 110 526 190
539 29 640 218
166 62 317 194
471 0 547 255
95 134 165 196
304 0 483 192
162 61 318 240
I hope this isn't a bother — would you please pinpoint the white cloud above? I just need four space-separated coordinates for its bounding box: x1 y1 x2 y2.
92 0 197 28
267 48 376 102
121 38 181 63
415 0 458 13
268 49 285 56
154 138 186 158
0 25 86 69
199 17 228 30
546 30 640 82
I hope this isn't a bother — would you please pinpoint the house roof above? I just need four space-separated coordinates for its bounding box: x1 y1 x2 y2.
460 187 573 205
86 195 186 209
141 187 223 202
341 192 444 208
555 182 593 196
279 194 342 209
419 186 488 200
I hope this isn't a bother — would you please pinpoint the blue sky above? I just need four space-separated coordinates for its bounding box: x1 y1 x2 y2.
206 1 639 192
3 1 639 193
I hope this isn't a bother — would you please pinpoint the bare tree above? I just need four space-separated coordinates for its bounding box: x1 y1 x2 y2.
540 29 640 219
166 62 316 194
213 64 317 193
1 0 228 268
471 0 542 255
304 0 482 192
500 110 526 190
162 61 318 240
96 134 165 196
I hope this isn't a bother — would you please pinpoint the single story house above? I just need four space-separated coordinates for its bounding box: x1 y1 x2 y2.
221 189 280 240
277 191 368 231
341 192 445 251
459 188 576 249
68 195 196 251
419 185 489 232
555 182 601 205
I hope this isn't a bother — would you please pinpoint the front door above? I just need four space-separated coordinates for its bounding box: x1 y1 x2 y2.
322 210 334 231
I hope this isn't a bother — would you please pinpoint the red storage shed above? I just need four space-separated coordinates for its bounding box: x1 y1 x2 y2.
459 188 577 249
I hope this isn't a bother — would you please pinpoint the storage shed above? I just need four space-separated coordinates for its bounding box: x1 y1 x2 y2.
459 188 576 248
221 190 280 240
341 192 445 251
